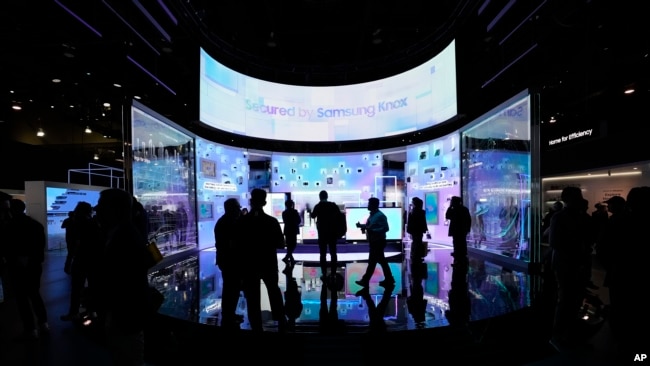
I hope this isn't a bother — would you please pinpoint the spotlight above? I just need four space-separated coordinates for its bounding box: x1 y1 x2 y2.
84 126 92 134
37 128 45 137
93 153 99 160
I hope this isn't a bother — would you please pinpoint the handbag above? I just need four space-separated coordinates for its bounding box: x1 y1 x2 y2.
146 241 164 268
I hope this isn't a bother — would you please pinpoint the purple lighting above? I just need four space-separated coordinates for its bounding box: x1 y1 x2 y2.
157 0 178 25
126 55 176 96
54 0 102 38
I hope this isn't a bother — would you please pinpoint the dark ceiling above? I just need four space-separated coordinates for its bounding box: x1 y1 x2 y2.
0 0 648 177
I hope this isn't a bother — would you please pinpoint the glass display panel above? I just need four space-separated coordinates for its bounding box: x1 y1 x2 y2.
131 100 197 257
461 91 532 261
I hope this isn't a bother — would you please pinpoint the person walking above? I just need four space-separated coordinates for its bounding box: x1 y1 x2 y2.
355 197 394 288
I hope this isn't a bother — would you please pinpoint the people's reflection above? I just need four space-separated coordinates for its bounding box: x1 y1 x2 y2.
446 256 470 327
357 283 395 332
319 272 343 333
282 262 302 332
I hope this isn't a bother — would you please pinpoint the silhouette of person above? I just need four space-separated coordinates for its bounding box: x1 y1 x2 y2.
595 195 625 289
547 186 593 351
235 188 287 332
542 201 563 243
406 197 428 323
94 188 151 365
61 210 77 273
591 202 609 235
214 198 242 329
281 199 301 268
310 190 341 281
355 197 394 288
607 187 650 356
61 201 102 322
445 196 471 259
5 198 49 340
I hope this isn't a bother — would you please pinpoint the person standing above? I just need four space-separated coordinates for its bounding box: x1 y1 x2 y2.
60 201 102 322
547 186 593 351
281 199 301 268
94 188 151 365
310 190 341 280
6 198 49 340
445 196 471 259
235 189 287 332
61 210 77 274
214 198 242 329
355 197 394 288
406 197 428 323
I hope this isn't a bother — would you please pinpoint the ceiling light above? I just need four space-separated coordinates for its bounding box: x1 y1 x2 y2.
624 88 635 94
37 128 45 137
84 126 92 134
103 102 111 107
52 78 61 83
134 95 141 100
113 83 122 88
11 105 22 111
93 153 99 160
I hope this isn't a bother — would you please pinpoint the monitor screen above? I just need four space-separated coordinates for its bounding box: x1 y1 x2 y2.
345 207 403 241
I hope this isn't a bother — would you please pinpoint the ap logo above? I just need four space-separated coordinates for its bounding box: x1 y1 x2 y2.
634 354 647 362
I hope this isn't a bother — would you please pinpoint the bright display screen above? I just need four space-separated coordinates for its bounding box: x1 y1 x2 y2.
131 100 198 257
404 131 461 245
199 41 457 142
195 137 250 250
462 91 532 261
45 186 102 250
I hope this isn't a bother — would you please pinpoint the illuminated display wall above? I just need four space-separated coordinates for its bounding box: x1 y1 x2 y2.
194 138 250 250
404 131 462 246
199 41 457 142
461 91 533 261
131 100 198 257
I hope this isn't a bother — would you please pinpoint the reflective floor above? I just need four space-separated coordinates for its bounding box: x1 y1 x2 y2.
149 241 532 333
0 246 622 365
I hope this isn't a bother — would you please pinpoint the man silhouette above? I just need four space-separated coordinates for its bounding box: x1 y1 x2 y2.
310 190 341 281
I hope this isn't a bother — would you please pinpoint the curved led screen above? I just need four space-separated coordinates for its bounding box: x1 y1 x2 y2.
199 40 457 142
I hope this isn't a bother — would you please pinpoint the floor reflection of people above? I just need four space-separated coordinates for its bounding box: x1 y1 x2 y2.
282 261 302 332
357 283 395 332
319 271 343 333
446 257 470 327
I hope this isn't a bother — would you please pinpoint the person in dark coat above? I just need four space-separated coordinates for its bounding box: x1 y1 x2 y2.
445 196 471 258
6 198 49 340
214 198 242 329
548 186 593 351
281 199 301 268
234 189 287 332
